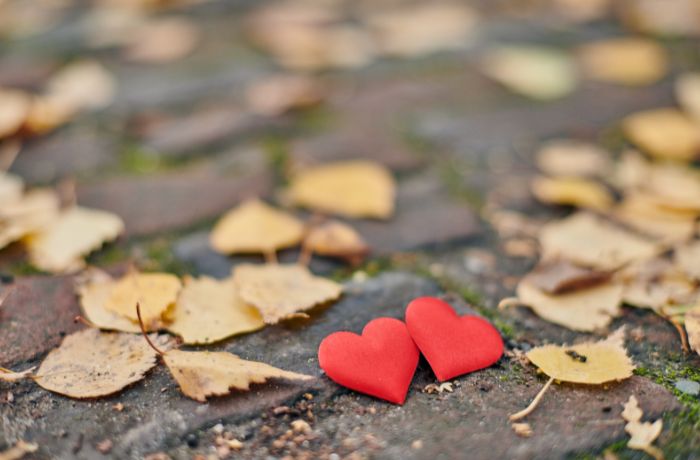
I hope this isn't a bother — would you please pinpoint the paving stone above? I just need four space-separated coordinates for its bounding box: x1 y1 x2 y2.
10 128 118 185
76 167 273 237
0 275 81 367
674 379 700 396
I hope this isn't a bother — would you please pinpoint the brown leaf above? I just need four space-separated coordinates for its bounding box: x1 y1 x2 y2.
233 263 342 324
162 349 312 402
34 328 168 399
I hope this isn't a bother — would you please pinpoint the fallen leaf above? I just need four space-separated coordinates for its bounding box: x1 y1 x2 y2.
233 263 342 324
516 278 623 331
24 206 124 273
246 74 324 116
104 271 182 327
620 258 698 311
45 60 115 112
535 140 611 177
685 306 700 354
526 330 634 384
23 93 76 135
642 163 700 212
303 220 369 263
578 38 667 86
622 395 664 460
511 422 533 438
287 160 396 219
162 349 312 402
619 0 700 36
675 241 700 280
123 17 199 63
0 171 23 203
523 260 611 294
531 176 614 211
166 276 264 345
0 89 30 139
366 3 476 57
623 108 700 161
613 150 651 190
34 328 168 398
210 199 305 256
676 72 700 122
614 193 696 244
0 189 60 249
0 440 38 460
76 269 141 333
480 45 578 100
539 212 661 270
0 366 35 383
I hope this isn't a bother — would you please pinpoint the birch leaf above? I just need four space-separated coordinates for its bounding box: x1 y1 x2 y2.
233 263 342 324
24 206 124 274
75 269 141 333
0 189 60 250
34 328 168 398
535 140 610 177
287 160 396 219
623 108 700 162
526 330 634 384
303 220 369 262
210 199 304 255
531 176 613 211
162 349 312 402
166 276 264 345
104 271 182 327
622 395 664 459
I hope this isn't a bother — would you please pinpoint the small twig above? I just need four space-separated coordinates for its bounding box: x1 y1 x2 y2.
264 250 278 264
658 309 689 354
73 315 98 329
498 297 521 310
136 303 164 355
509 376 555 422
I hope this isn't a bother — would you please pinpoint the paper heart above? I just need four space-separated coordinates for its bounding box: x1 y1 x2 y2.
405 297 503 381
318 317 419 404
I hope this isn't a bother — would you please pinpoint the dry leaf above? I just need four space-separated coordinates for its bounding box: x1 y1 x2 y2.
210 199 305 255
287 160 396 219
166 276 264 345
619 258 699 311
104 271 182 327
674 241 700 280
526 330 634 384
0 171 23 205
614 193 696 244
685 306 700 354
24 206 124 273
511 422 533 438
303 220 369 262
366 3 476 57
642 163 700 212
0 366 35 383
0 89 30 138
523 260 611 294
623 108 700 162
676 72 700 121
76 269 141 333
45 60 115 112
233 263 342 324
578 38 667 86
0 189 60 249
531 176 614 211
0 440 38 460
516 279 623 331
539 212 661 270
622 395 664 460
23 94 77 135
123 17 199 63
480 45 578 100
162 349 312 402
535 140 610 177
34 328 168 398
613 150 651 190
246 74 324 116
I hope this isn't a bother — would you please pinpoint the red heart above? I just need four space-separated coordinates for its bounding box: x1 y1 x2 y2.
318 317 419 404
405 297 503 382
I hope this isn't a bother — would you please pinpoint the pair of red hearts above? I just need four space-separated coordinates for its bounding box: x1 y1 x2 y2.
318 297 503 404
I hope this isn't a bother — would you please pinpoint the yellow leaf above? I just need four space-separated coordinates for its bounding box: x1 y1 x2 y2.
287 160 396 219
303 220 369 262
24 206 124 274
34 328 168 399
104 271 182 327
0 440 38 460
578 38 667 86
539 212 661 270
531 176 613 211
614 193 696 244
166 276 264 345
210 199 304 255
535 140 610 177
0 88 30 139
75 269 141 333
516 278 622 331
685 306 700 355
526 330 635 384
622 395 664 459
643 163 700 212
480 45 578 100
0 189 59 250
162 349 312 402
676 72 700 122
623 108 700 162
233 263 342 324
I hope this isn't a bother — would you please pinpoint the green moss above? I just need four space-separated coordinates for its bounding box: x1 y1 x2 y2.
260 136 290 184
139 237 192 276
86 243 129 267
120 146 163 174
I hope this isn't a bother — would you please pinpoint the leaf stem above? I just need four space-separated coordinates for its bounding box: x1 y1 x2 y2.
136 302 164 355
509 376 555 421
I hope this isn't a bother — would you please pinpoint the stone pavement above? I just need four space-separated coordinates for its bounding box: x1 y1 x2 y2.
1 1 700 459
